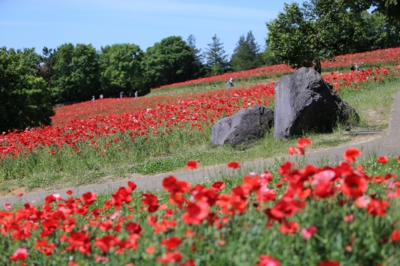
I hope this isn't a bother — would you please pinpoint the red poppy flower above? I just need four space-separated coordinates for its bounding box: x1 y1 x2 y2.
343 148 362 162
66 231 92 254
185 160 198 169
301 226 317 240
343 215 354 222
99 220 113 232
256 254 280 266
95 235 120 252
278 221 299 234
156 250 182 264
141 193 159 213
398 156 400 164
146 246 156 254
288 146 296 155
391 229 400 242
211 181 225 192
181 201 209 225
256 186 277 202
10 248 29 261
125 222 142 235
341 173 367 198
82 191 97 205
160 236 183 250
180 259 196 266
278 161 294 175
367 198 389 216
66 190 73 195
376 156 388 164
227 162 240 169
162 176 191 194
317 261 341 266
297 137 312 148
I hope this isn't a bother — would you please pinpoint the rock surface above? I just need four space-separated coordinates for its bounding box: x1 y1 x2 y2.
211 106 274 145
274 67 359 140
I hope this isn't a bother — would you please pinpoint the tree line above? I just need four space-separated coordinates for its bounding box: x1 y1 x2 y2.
267 0 400 73
1 0 399 132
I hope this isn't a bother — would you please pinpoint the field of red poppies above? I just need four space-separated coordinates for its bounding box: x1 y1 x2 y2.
152 47 400 90
1 141 400 265
1 66 399 162
1 48 400 265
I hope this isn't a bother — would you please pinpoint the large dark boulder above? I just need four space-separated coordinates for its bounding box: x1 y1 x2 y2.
211 106 274 145
274 67 359 140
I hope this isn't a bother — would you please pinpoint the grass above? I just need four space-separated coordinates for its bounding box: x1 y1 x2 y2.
1 74 400 196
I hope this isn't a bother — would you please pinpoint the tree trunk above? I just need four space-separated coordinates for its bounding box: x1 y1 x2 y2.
314 59 322 74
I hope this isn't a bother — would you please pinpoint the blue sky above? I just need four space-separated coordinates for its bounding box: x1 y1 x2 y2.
1 0 303 58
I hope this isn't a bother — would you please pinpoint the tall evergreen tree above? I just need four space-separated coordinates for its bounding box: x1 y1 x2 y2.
204 34 229 76
186 34 206 78
230 31 262 71
38 46 56 91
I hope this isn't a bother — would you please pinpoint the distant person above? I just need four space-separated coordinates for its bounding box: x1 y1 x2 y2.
92 95 95 101
99 94 103 99
355 64 360 72
135 91 138 98
120 91 123 98
226 77 234 87
350 65 355 71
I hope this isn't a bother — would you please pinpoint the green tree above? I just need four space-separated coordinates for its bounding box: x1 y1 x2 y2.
260 46 281 66
230 31 262 71
186 34 206 78
0 47 54 132
266 0 360 74
52 43 100 103
100 43 146 97
362 11 400 50
342 0 400 19
142 36 199 89
204 34 230 76
38 46 56 91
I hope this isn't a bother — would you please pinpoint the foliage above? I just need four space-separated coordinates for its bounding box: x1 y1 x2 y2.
260 46 281 66
100 43 146 98
266 0 363 73
186 34 206 78
142 36 200 89
37 46 56 91
51 43 101 103
0 47 54 132
360 11 400 51
342 0 400 19
230 31 263 71
204 34 230 76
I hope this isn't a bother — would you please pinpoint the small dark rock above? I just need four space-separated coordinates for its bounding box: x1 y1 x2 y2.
211 106 274 145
